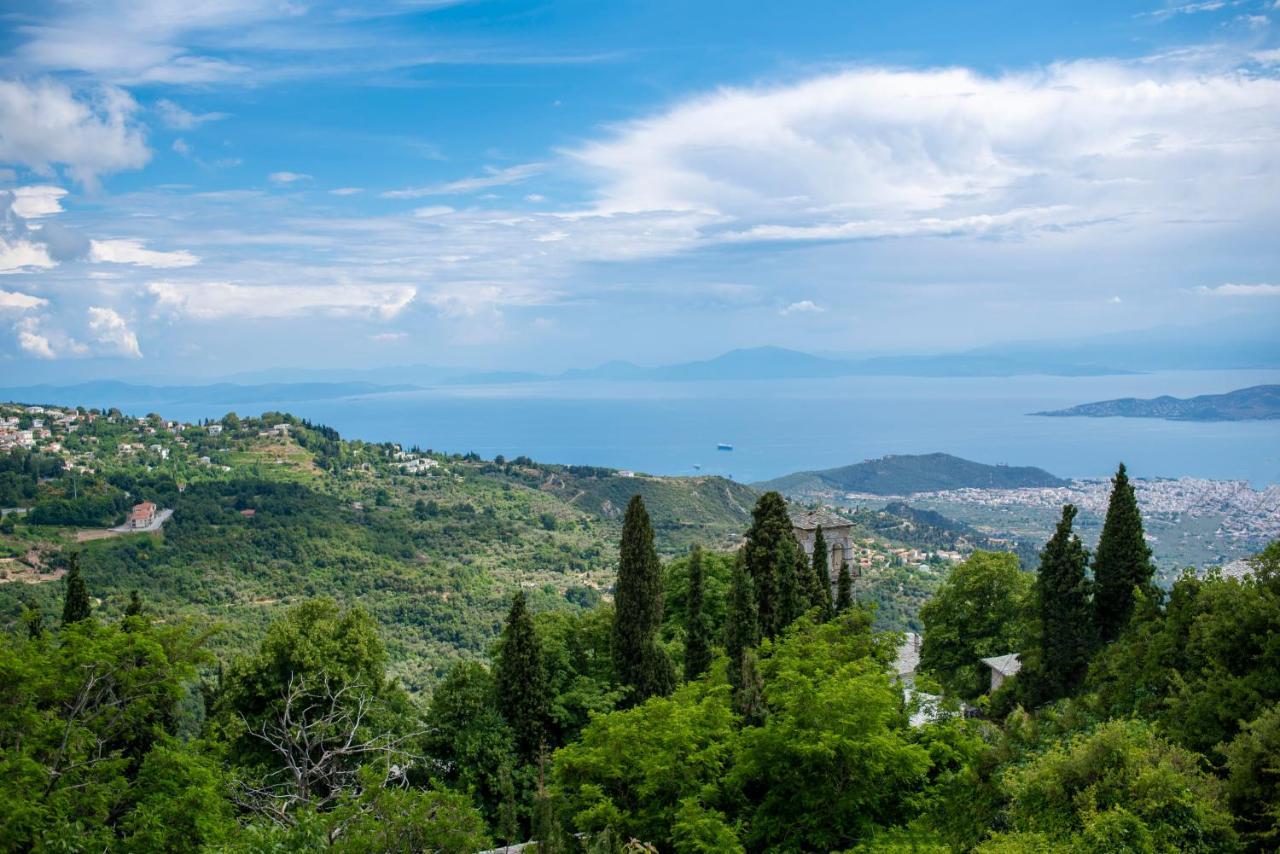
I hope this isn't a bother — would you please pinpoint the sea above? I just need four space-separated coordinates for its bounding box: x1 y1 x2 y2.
136 369 1280 487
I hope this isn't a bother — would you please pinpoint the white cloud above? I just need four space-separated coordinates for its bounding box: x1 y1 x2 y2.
781 299 824 315
330 187 363 196
369 331 408 342
1196 282 1280 296
423 282 549 318
90 238 199 268
0 289 49 312
146 281 418 320
172 138 192 157
1140 1 1231 20
269 171 312 185
8 186 69 219
0 79 150 185
154 98 227 129
12 0 278 85
87 306 142 358
0 238 56 274
413 205 455 218
16 316 56 359
571 61 1280 245
382 163 545 198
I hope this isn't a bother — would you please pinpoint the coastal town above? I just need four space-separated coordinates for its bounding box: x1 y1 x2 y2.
898 478 1280 571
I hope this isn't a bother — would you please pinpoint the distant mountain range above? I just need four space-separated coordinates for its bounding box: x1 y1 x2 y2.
754 452 1067 496
437 345 1133 385
1035 385 1280 422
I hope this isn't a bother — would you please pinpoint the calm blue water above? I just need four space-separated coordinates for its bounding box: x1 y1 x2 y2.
145 370 1280 486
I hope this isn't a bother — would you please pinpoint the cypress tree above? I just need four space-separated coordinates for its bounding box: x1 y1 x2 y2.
495 591 550 762
1093 463 1155 644
809 526 834 620
612 495 673 704
1028 505 1095 705
61 553 91 626
683 545 712 681
125 589 144 617
724 552 759 704
835 561 853 613
736 648 766 725
743 492 804 637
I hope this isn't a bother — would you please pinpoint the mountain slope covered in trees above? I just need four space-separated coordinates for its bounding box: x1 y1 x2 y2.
756 452 1066 496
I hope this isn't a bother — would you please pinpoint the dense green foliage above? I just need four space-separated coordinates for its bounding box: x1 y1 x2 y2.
683 546 712 681
3 405 1278 851
1092 462 1155 643
977 720 1238 852
918 551 1030 700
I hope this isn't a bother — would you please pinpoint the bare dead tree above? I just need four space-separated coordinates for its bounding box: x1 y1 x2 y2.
236 672 423 828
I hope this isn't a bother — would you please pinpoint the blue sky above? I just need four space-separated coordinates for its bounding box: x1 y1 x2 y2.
0 0 1278 380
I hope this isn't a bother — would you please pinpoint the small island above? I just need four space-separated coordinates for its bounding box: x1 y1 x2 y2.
1034 384 1280 422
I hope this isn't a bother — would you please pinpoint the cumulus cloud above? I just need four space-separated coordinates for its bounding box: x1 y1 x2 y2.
87 306 142 358
0 79 150 185
15 316 56 359
330 187 363 196
382 163 545 198
90 238 199 268
570 61 1280 245
0 239 56 274
8 186 68 219
269 171 312 185
146 281 417 319
780 299 824 315
0 289 49 312
1196 282 1280 296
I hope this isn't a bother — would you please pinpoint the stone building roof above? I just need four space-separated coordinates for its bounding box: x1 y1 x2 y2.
980 653 1022 677
789 507 854 531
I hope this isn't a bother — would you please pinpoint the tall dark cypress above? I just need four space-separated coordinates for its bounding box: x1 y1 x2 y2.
125 589 144 617
743 492 803 638
612 495 673 704
835 561 853 613
495 591 550 762
1093 463 1155 644
683 546 712 681
723 552 759 704
61 553 91 626
1028 505 1095 705
809 526 834 620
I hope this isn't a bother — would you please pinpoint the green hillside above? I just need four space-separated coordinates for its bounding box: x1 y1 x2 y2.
0 407 752 695
756 451 1065 496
